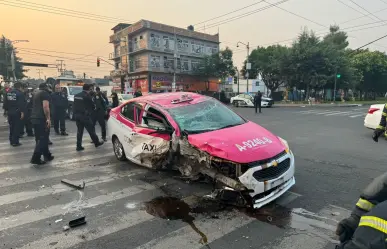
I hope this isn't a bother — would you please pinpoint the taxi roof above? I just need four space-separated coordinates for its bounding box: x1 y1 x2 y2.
135 92 209 109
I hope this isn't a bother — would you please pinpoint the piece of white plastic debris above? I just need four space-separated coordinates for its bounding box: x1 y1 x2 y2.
63 225 70 231
55 219 63 223
25 205 29 209
332 212 340 216
40 185 45 189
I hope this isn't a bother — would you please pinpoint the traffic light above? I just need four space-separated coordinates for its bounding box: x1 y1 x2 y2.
97 58 100 67
234 77 238 84
336 74 341 79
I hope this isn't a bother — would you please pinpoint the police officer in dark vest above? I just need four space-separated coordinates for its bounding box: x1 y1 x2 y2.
73 84 104 151
30 83 54 165
93 87 108 141
4 82 25 146
51 84 68 136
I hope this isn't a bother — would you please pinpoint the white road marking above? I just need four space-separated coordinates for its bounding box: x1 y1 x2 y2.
349 114 366 118
0 183 156 231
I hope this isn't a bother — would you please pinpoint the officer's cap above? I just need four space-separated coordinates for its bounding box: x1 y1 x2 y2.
14 82 22 89
96 87 100 91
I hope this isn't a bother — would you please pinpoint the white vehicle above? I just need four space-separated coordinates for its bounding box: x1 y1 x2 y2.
62 86 83 120
117 93 133 104
230 93 274 108
364 104 385 129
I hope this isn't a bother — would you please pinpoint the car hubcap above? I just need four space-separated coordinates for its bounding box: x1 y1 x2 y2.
114 139 123 158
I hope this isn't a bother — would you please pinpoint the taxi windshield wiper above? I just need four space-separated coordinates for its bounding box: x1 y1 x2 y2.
219 123 243 130
183 129 215 134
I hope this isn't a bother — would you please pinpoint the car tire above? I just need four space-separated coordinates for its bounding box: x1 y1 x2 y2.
233 101 239 107
113 137 127 161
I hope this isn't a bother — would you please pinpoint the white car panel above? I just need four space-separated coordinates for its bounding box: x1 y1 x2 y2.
364 104 384 129
238 151 295 208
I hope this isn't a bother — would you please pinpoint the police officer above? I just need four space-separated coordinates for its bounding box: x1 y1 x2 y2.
4 82 25 146
254 91 262 114
93 87 108 141
51 84 68 136
30 83 54 165
23 87 34 137
134 89 143 98
372 103 387 142
73 84 104 151
336 171 387 248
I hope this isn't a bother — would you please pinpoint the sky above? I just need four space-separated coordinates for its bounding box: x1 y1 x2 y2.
1 0 387 79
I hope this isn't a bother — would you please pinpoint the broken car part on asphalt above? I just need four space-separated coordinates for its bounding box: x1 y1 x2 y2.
61 179 86 190
69 216 87 228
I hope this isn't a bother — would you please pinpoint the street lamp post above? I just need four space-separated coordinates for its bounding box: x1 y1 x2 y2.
5 40 29 81
237 41 250 93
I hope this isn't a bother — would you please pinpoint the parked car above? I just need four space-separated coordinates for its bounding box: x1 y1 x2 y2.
364 104 384 129
230 93 274 107
107 92 294 208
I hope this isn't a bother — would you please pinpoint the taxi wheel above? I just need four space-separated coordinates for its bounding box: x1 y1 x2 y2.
113 137 127 161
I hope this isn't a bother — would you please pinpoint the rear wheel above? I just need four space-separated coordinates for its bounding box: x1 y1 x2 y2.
113 137 127 161
233 100 239 107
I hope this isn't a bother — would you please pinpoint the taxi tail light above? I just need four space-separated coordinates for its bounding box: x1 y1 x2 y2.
368 108 379 114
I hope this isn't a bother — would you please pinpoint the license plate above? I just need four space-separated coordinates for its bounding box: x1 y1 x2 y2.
271 177 284 188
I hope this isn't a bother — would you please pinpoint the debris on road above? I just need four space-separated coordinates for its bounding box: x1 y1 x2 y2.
69 216 87 228
61 179 86 190
63 225 70 231
55 219 63 223
40 185 45 189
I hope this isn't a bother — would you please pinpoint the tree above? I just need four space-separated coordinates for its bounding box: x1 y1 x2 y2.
350 50 387 100
196 47 236 83
242 45 290 94
0 35 25 80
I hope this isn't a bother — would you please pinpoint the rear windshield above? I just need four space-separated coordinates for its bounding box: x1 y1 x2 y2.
68 87 82 95
168 98 245 134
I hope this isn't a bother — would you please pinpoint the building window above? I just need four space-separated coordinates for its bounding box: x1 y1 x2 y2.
134 37 138 50
135 58 141 69
176 58 181 70
150 33 160 48
212 46 218 54
163 56 174 69
163 36 169 50
150 55 161 68
182 59 189 71
183 40 189 52
191 61 199 71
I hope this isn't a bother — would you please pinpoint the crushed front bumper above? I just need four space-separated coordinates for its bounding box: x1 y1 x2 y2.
238 151 295 209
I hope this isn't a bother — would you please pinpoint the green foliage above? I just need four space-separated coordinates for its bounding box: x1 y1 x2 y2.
0 35 25 80
196 47 235 81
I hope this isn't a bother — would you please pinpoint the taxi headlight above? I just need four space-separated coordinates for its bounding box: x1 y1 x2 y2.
278 136 290 153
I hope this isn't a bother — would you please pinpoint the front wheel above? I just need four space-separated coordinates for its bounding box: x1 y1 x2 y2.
233 101 239 107
113 137 127 161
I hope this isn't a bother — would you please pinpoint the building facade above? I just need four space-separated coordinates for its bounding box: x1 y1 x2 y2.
109 20 220 94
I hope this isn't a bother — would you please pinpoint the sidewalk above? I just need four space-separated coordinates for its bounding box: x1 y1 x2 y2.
274 103 364 108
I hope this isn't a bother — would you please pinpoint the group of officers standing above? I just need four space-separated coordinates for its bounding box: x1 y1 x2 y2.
3 81 112 165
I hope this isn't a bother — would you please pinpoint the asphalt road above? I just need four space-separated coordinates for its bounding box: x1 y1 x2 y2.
0 104 383 249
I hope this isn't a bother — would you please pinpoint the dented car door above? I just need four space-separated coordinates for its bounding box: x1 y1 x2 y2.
129 103 172 169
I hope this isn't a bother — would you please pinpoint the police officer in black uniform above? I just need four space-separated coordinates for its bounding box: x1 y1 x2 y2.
51 84 68 136
73 84 104 151
93 87 108 141
4 82 25 146
30 83 54 165
336 171 387 248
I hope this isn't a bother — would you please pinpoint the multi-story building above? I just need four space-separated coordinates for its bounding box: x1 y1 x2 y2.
109 20 220 94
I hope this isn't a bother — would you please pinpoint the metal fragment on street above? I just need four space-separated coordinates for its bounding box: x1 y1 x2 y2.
61 179 85 190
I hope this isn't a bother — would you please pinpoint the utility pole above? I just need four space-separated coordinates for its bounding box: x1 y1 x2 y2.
237 41 250 93
83 73 86 79
172 28 177 92
36 69 43 79
56 60 65 75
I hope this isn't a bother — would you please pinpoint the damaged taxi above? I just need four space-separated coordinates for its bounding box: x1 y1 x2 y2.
107 92 295 208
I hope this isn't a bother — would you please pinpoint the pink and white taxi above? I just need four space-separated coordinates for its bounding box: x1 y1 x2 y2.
107 92 295 208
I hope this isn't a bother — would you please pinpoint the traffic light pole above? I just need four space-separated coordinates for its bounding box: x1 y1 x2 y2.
334 67 337 103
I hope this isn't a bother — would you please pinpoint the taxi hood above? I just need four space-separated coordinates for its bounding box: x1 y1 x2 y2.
187 121 286 163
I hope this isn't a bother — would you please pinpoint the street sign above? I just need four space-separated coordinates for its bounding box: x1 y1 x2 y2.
246 63 251 70
20 62 49 67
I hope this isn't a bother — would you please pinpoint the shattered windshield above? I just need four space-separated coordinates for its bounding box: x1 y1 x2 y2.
68 86 83 96
168 98 245 134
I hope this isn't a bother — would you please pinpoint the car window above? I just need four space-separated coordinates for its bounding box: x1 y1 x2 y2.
68 87 82 95
168 98 245 134
121 102 135 121
141 106 169 130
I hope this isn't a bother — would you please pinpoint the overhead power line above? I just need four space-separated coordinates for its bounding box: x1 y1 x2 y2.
193 0 265 26
336 0 378 20
340 6 387 25
11 0 132 23
350 33 387 54
347 0 384 21
0 1 117 23
196 0 290 31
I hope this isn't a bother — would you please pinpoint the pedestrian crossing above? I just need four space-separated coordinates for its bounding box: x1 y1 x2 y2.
297 108 369 119
0 122 351 249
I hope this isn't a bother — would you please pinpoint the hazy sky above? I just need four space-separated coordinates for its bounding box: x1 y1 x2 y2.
1 0 387 79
